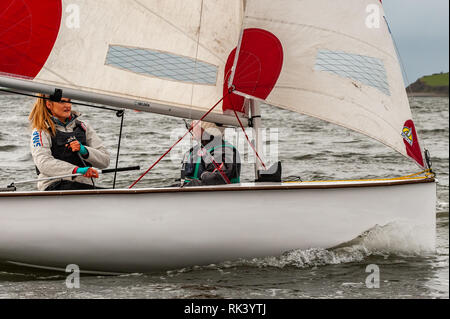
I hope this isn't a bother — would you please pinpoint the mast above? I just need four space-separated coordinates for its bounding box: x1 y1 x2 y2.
0 76 247 127
250 99 263 177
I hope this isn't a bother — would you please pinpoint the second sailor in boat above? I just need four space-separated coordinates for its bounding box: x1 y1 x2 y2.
29 94 110 191
181 121 241 186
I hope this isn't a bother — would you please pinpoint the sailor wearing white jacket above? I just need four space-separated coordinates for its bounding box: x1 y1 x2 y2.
29 94 110 191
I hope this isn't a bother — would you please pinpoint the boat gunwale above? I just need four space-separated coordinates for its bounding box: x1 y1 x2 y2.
0 177 436 198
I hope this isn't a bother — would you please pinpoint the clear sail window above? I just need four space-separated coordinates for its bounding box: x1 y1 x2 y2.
105 45 218 85
315 50 391 96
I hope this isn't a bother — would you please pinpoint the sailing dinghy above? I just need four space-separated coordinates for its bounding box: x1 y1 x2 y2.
0 0 436 273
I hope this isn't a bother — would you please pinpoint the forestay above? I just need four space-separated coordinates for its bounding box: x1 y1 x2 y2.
230 0 425 167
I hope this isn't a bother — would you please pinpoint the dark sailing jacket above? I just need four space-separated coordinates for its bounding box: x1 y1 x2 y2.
181 139 241 186
49 120 91 168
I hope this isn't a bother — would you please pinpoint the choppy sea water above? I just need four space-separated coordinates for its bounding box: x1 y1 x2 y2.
0 94 448 299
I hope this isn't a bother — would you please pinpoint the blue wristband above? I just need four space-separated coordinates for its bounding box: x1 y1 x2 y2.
76 167 90 175
79 144 88 155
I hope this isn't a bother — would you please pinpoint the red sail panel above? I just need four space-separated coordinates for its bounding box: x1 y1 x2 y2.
402 120 425 167
0 0 62 79
223 28 283 113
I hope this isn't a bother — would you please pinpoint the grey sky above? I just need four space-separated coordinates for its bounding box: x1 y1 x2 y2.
383 0 449 84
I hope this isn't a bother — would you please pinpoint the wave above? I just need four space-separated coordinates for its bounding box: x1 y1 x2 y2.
420 128 448 134
170 222 436 274
291 153 325 160
0 265 66 281
0 220 439 280
0 145 18 151
238 225 434 269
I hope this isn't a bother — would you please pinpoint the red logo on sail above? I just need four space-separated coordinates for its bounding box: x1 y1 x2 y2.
0 0 62 79
223 29 284 114
402 120 424 167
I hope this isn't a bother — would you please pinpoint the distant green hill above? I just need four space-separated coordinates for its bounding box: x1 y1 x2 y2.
422 73 449 87
407 72 449 96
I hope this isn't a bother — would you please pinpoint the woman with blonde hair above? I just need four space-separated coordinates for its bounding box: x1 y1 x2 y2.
29 94 110 191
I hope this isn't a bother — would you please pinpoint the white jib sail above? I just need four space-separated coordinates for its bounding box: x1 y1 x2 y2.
239 0 425 167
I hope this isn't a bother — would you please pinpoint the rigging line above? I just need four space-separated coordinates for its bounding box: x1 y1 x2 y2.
232 109 267 170
132 0 225 63
0 88 122 112
394 47 417 103
228 0 247 87
384 16 415 98
227 86 266 170
189 0 204 119
384 16 427 165
113 110 125 189
128 90 233 189
228 28 244 88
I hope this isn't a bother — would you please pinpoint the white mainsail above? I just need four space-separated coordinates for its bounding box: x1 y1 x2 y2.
231 0 425 167
0 0 244 121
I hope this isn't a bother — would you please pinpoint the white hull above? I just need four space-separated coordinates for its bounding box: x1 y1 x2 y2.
0 179 436 273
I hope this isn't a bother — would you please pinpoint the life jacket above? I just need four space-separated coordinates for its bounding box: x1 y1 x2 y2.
36 120 91 175
181 143 240 183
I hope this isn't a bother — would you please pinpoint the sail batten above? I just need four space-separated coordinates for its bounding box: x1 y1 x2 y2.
132 0 225 64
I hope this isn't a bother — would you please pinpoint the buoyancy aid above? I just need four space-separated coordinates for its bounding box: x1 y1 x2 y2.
36 120 92 175
181 143 240 183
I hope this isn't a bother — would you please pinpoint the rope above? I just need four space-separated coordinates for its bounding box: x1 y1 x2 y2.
232 109 267 170
226 83 267 170
113 110 125 189
129 91 232 189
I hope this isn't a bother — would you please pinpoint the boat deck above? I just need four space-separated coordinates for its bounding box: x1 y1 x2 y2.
0 175 436 197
